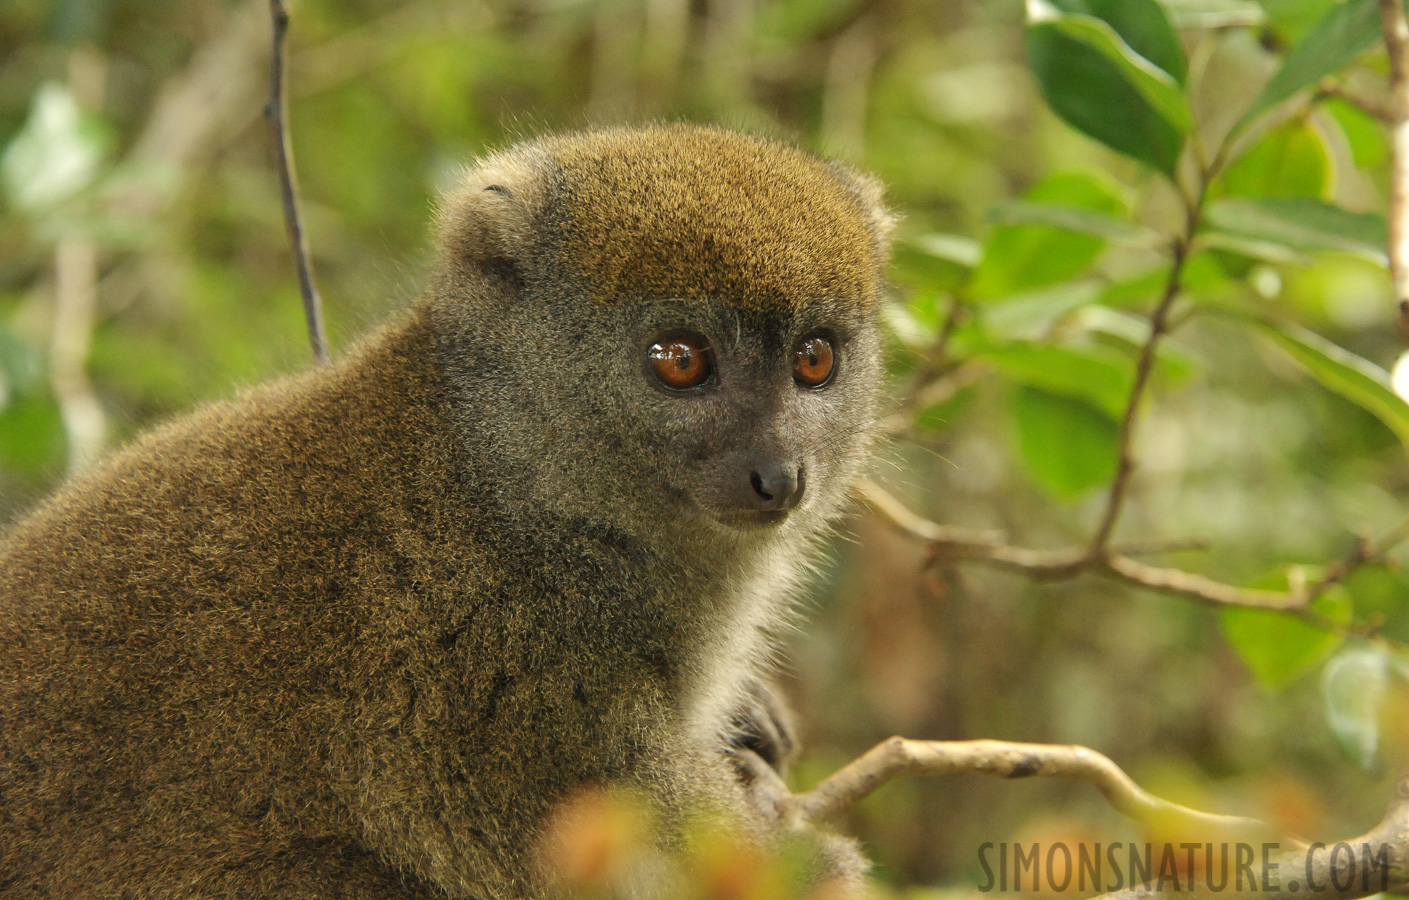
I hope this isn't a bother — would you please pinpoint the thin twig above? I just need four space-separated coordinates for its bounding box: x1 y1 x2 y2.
265 0 330 366
1089 196 1203 554
1380 0 1409 332
1316 82 1394 123
855 479 1409 617
780 737 1278 844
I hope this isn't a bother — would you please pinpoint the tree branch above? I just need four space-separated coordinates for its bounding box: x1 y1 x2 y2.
855 479 1409 618
1094 776 1409 900
1380 0 1409 332
1089 194 1203 554
775 737 1278 844
265 0 330 366
1316 81 1394 123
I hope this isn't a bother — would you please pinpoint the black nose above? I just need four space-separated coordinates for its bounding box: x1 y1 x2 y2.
747 464 805 512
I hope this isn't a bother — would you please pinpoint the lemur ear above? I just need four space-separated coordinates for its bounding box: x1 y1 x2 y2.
829 162 897 264
435 153 546 273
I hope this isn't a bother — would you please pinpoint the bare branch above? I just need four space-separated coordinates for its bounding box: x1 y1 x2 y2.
1316 81 1394 122
857 479 1312 611
265 0 330 367
860 479 1409 625
1100 554 1307 611
853 477 1006 547
782 737 1277 844
1380 0 1409 331
1095 776 1409 900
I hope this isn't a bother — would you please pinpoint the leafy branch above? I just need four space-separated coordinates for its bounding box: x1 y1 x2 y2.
796 1 1409 892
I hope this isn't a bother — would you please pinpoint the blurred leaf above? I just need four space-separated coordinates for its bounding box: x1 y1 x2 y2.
1205 197 1388 264
881 301 939 349
977 281 1105 341
1159 0 1265 27
1025 0 1188 175
906 233 983 268
1324 97 1391 172
1071 306 1202 384
1035 0 1189 80
1344 566 1409 643
893 234 980 295
1343 565 1409 619
1009 386 1119 498
1198 230 1311 265
1320 645 1388 769
987 200 1162 245
1254 320 1409 455
915 382 980 431
1259 0 1344 42
970 172 1127 300
1221 578 1350 689
905 293 948 333
1236 0 1380 133
984 342 1134 417
1097 267 1176 308
1221 118 1334 199
1 82 109 213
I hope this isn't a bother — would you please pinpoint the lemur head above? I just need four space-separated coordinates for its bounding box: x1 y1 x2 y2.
431 124 893 551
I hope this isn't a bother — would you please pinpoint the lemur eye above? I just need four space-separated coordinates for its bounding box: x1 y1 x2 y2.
648 334 713 390
793 335 835 388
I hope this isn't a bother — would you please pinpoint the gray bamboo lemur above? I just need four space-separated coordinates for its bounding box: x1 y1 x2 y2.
0 124 893 898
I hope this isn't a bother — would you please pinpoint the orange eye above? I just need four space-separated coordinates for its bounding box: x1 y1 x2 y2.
648 335 713 390
793 335 835 388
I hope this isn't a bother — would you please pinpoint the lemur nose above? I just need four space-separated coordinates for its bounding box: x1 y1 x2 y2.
747 465 804 512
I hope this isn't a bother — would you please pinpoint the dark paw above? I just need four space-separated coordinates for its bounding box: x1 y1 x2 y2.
726 677 798 776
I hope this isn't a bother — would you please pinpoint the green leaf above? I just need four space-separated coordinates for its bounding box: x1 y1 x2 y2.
1160 0 1265 28
1221 118 1334 199
1236 0 1380 132
1321 645 1389 770
1221 576 1350 689
987 200 1161 246
1205 197 1388 264
1048 0 1189 82
1197 230 1311 265
880 300 938 349
984 342 1134 418
1254 320 1409 455
1070 306 1202 384
1025 0 1189 175
915 382 980 432
892 233 981 295
905 233 983 268
1324 97 1391 172
970 171 1128 300
1009 386 1120 499
977 281 1105 340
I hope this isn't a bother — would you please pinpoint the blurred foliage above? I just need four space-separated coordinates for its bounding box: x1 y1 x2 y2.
5 0 1409 895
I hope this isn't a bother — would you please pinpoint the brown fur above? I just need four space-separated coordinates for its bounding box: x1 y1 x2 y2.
435 124 892 310
0 124 891 898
